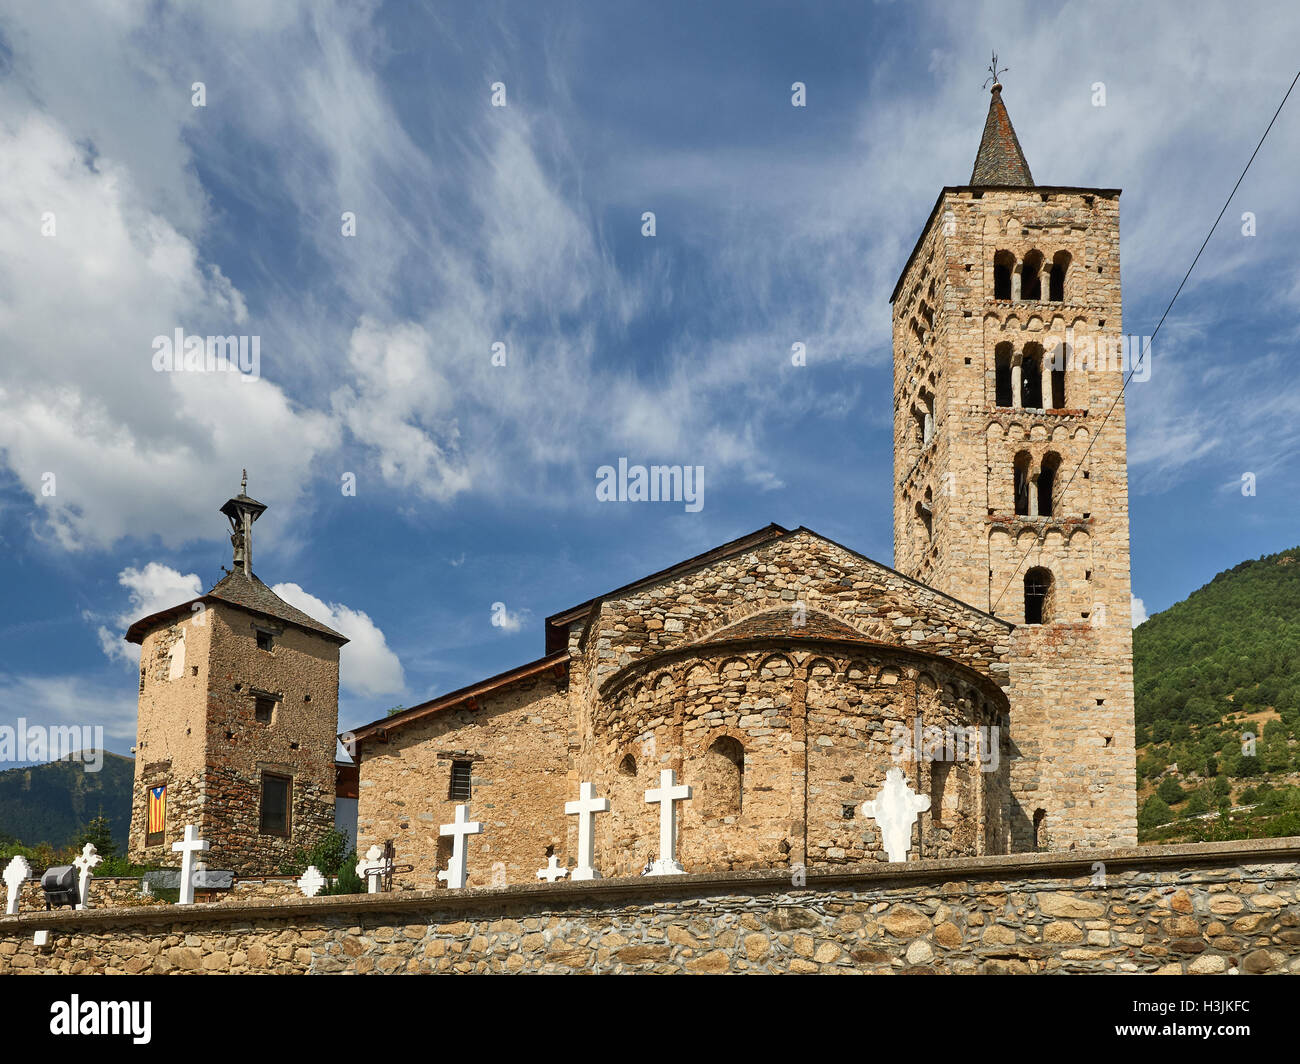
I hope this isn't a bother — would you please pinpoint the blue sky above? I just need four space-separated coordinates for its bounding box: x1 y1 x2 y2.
1 0 1298 760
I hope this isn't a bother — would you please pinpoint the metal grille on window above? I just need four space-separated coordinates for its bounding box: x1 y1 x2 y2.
449 760 472 801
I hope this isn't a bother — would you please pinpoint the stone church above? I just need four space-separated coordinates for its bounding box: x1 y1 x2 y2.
127 83 1137 883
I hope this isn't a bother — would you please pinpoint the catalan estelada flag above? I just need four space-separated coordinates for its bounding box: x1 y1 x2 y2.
148 785 166 835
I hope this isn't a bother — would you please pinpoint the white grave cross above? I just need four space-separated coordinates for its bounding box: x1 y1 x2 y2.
536 855 568 883
356 845 388 894
644 769 692 875
564 782 609 881
3 855 31 916
436 805 482 890
298 865 326 898
171 824 210 905
73 843 102 910
862 767 931 862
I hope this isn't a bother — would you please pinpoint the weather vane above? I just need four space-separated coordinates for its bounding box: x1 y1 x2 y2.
983 51 1008 90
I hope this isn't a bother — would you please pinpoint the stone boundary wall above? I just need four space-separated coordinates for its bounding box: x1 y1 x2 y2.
13 874 308 913
1 840 1297 975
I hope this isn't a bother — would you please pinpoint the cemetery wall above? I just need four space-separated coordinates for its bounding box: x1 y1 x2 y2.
14 874 306 912
2 838 1297 975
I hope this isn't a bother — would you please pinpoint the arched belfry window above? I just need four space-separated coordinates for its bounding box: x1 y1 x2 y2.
1049 252 1070 302
1013 451 1032 516
994 343 1013 407
1024 567 1053 624
1049 343 1067 409
993 251 1014 300
1038 452 1061 517
1021 251 1043 301
706 736 745 816
1020 345 1043 409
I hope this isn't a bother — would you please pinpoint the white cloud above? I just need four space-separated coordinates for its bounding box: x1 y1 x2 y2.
0 672 138 749
1131 594 1148 628
271 583 405 698
490 601 525 633
97 563 202 662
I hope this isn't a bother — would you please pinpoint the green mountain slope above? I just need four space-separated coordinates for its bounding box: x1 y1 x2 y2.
1133 546 1300 842
0 752 133 849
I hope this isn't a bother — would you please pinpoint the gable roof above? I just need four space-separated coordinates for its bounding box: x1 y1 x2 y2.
544 523 791 652
546 523 1012 655
124 567 348 645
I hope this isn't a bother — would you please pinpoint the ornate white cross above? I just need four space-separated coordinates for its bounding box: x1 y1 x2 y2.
862 767 931 862
356 845 388 894
3 855 31 916
73 843 102 910
536 855 568 883
171 824 210 905
298 865 326 898
565 782 609 881
644 769 692 875
437 805 482 890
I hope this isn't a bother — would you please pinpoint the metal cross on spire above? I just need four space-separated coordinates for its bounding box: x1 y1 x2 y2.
983 51 1008 91
240 468 248 495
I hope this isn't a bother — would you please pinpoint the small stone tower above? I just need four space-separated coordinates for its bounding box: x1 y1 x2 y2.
890 80 1137 850
126 476 348 874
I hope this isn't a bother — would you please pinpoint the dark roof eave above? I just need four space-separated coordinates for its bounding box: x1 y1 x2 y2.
124 594 349 646
888 185 1123 305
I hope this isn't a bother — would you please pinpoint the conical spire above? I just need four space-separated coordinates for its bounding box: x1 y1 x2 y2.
970 81 1033 186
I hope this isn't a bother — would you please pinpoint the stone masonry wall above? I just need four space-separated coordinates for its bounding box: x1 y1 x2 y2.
2 840 1295 975
131 602 342 875
356 671 571 890
891 187 1136 852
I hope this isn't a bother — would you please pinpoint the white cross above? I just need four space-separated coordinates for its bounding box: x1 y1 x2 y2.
3 855 31 916
565 781 609 881
536 854 568 883
72 843 102 910
437 805 482 890
644 769 692 875
862 767 931 862
356 845 388 894
171 824 210 905
298 865 326 898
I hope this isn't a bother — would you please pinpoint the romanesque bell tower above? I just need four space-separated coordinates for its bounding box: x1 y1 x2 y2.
889 78 1137 850
125 476 348 874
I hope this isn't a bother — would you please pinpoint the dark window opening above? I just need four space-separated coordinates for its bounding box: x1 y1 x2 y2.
1050 365 1066 409
1020 351 1043 409
994 344 1013 407
449 760 473 801
1013 452 1032 516
254 696 274 723
1021 252 1043 300
1049 262 1066 301
259 773 292 836
1032 808 1047 849
993 251 1013 299
618 753 637 777
708 736 745 816
1024 567 1052 624
1038 453 1060 517
256 630 274 652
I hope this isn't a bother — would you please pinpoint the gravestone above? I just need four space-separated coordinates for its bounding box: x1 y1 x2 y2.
171 824 210 905
536 855 568 883
356 845 387 894
3 855 31 916
72 843 102 911
436 805 482 890
644 769 692 875
565 782 609 881
298 865 326 898
862 767 930 862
